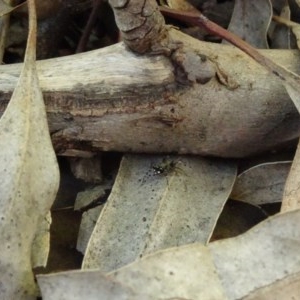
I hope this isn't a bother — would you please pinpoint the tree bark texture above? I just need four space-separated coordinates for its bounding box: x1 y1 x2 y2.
0 29 299 158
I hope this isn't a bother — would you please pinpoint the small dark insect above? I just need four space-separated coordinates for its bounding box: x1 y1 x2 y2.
152 158 180 176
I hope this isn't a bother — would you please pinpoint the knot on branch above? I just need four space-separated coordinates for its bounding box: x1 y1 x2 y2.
109 0 170 54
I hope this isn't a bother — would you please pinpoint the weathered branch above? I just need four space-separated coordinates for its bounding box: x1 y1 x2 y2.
0 29 299 157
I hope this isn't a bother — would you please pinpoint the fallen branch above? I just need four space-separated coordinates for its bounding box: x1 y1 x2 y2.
0 29 299 157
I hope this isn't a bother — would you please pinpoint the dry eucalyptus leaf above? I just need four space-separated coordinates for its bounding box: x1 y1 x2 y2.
270 1 291 49
38 243 228 300
108 243 227 300
209 209 300 299
82 154 236 273
0 0 22 16
38 210 300 300
37 270 135 300
230 161 291 205
241 271 300 300
224 0 272 48
0 0 59 298
281 141 300 212
76 206 103 254
272 15 300 48
159 0 198 12
74 184 108 211
31 211 51 268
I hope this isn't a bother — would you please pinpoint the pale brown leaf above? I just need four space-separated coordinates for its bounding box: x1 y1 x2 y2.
231 161 291 205
0 0 59 298
38 244 228 300
109 243 227 300
38 210 300 299
82 154 236 273
38 270 135 300
281 142 300 212
270 1 291 49
209 209 300 299
0 0 22 16
241 271 300 300
224 0 272 48
272 15 300 48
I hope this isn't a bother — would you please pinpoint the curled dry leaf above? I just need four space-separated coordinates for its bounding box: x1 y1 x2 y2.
82 154 236 273
0 0 59 298
230 161 291 205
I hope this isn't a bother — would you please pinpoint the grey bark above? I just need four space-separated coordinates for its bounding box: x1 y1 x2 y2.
0 29 299 157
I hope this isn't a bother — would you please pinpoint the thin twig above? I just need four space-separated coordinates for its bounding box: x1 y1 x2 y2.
159 6 300 86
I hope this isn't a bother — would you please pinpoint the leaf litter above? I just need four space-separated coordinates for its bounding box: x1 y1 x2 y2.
2 0 300 299
38 208 300 300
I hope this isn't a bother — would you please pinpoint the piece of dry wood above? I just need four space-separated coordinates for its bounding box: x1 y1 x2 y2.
0 29 299 157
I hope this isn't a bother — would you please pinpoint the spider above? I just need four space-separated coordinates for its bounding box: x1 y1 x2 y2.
152 159 178 176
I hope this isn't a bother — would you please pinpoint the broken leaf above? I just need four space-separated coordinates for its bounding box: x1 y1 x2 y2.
230 161 291 205
77 206 103 254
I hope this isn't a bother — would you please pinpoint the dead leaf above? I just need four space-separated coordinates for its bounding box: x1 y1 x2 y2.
38 244 227 300
209 209 300 299
281 142 300 212
224 0 272 48
270 1 291 49
82 154 236 272
159 0 198 12
241 271 300 300
231 161 291 205
38 209 300 299
31 211 51 268
0 0 22 16
77 206 103 254
108 243 228 300
0 0 59 298
37 270 135 300
272 15 300 48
